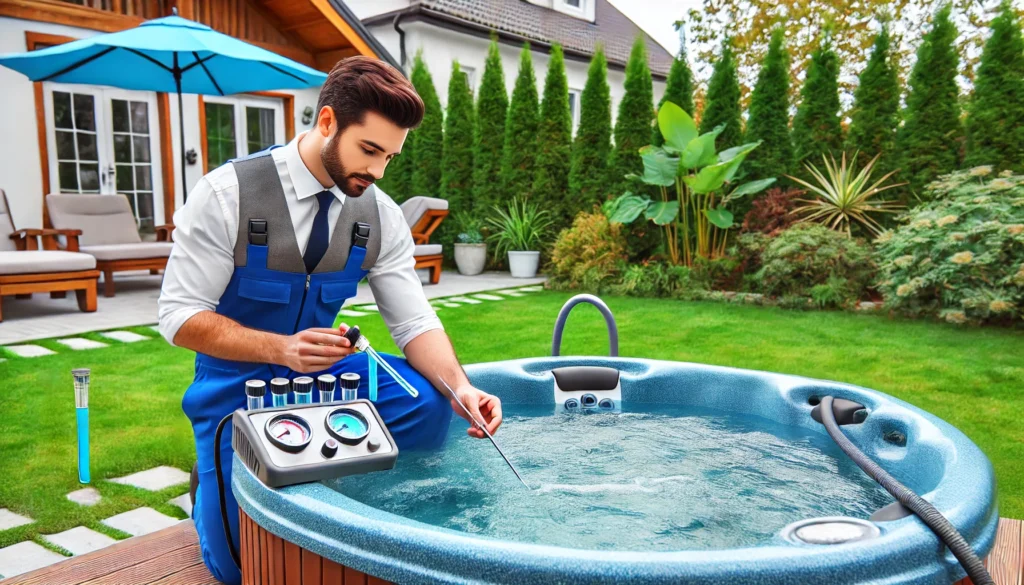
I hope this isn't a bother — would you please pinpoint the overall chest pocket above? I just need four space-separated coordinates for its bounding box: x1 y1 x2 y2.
315 280 360 326
232 276 298 332
237 277 292 304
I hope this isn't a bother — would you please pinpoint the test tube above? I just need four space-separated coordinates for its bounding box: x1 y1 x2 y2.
270 378 290 408
367 354 378 402
245 380 266 411
72 368 90 484
293 376 313 404
340 372 360 402
317 374 337 403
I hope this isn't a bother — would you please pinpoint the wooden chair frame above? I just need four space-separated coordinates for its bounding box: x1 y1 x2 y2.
0 228 99 322
410 208 447 284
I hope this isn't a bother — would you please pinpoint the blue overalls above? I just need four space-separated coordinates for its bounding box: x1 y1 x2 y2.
181 149 452 585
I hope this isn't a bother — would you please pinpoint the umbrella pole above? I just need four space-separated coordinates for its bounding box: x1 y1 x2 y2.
174 57 189 205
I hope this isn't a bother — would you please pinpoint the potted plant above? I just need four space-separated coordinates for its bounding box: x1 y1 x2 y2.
453 212 487 276
485 197 553 278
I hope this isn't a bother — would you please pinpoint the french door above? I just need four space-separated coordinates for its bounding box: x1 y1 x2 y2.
43 83 164 233
202 94 285 172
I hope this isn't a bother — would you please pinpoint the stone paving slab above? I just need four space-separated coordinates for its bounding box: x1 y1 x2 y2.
473 294 505 301
66 487 102 507
42 526 117 556
100 507 180 537
168 493 193 518
111 466 190 491
55 338 108 350
0 508 33 531
439 302 461 308
493 289 527 296
446 296 482 304
352 304 379 312
99 330 150 343
4 344 56 358
0 540 66 578
518 285 544 291
338 310 370 317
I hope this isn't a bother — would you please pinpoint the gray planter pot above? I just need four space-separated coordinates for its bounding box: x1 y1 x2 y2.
454 243 487 275
508 250 540 278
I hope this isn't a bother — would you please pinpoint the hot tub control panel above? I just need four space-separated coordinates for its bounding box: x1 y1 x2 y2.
232 400 398 488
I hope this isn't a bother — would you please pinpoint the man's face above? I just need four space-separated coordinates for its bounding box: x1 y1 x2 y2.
321 110 408 197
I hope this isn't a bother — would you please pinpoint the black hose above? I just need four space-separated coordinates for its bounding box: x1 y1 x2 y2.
819 396 993 585
214 413 242 571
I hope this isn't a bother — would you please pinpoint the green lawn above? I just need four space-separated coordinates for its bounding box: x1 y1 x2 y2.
1 291 1022 551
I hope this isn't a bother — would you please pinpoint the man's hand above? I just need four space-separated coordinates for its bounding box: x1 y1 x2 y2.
451 385 503 439
278 324 356 373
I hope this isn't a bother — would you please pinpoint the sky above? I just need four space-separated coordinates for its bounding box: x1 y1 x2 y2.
608 0 703 58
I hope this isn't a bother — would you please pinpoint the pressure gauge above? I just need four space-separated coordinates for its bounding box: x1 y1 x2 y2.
324 408 370 445
264 413 312 453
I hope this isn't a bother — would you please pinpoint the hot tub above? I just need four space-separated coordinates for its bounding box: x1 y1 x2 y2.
232 347 998 585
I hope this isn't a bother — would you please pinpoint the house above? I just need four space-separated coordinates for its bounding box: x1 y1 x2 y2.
0 0 392 234
347 0 673 129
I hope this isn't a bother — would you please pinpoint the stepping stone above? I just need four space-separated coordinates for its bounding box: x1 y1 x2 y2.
493 289 526 297
168 493 193 518
100 507 180 537
149 325 160 332
0 508 33 531
42 526 117 556
440 303 461 308
353 304 379 312
518 285 543 292
4 345 55 358
338 310 370 317
99 330 149 343
111 466 190 492
66 487 102 507
429 305 443 311
473 294 505 301
446 296 482 304
0 541 66 578
56 338 108 351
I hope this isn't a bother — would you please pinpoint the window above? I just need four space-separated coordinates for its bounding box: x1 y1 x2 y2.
111 98 155 231
564 0 581 6
246 107 276 155
202 96 283 172
568 89 582 134
53 91 101 193
204 102 236 171
457 65 476 93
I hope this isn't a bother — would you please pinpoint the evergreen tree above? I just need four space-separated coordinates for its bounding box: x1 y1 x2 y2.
500 44 540 201
846 23 901 176
440 61 476 215
896 4 962 196
376 134 413 202
410 53 443 197
610 36 654 195
745 27 793 184
965 0 1024 171
792 34 843 167
569 46 612 211
699 38 743 150
652 40 695 146
532 44 573 229
472 39 509 213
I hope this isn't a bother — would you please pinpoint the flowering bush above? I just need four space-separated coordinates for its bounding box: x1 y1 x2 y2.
548 210 628 290
751 224 876 308
875 169 1024 324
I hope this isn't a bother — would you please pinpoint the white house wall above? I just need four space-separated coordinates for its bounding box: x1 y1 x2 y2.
368 20 666 128
0 16 320 229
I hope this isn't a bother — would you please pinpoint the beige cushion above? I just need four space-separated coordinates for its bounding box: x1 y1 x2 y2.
80 242 173 261
414 244 442 256
0 250 96 275
400 196 449 230
47 193 142 246
0 189 17 253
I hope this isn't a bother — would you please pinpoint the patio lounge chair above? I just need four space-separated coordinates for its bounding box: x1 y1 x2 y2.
400 196 448 285
0 189 99 322
46 193 174 297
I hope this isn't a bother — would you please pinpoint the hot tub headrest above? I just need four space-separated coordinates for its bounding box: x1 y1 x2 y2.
552 366 620 392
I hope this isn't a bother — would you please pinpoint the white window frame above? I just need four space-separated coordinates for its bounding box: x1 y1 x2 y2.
568 88 582 134
458 65 477 94
561 0 585 16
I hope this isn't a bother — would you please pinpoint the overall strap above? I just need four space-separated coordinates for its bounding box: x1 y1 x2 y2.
316 185 382 273
231 150 306 273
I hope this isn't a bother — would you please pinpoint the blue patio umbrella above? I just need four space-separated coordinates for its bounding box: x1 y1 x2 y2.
0 10 327 201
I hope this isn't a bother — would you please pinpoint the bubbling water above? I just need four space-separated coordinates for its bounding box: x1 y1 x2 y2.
327 404 892 551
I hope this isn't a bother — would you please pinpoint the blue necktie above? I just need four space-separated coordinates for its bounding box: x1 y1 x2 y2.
303 190 333 273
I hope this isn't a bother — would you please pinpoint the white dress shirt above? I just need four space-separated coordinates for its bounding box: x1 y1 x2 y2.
158 131 442 352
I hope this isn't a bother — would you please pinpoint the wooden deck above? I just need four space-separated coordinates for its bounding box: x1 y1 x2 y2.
3 517 1021 585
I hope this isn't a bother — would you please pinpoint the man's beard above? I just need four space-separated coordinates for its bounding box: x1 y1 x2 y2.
321 135 375 197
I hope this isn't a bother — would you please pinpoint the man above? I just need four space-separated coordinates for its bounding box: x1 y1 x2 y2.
158 56 502 585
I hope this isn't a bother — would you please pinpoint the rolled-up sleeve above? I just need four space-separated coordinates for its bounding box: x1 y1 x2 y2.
157 175 237 346
368 199 443 352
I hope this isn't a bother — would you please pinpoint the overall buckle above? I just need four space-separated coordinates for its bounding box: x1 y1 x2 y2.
352 222 370 248
248 219 268 245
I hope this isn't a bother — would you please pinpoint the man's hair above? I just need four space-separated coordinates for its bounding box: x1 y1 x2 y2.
316 56 424 133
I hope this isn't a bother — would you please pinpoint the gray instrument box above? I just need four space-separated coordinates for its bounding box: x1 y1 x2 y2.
232 399 399 488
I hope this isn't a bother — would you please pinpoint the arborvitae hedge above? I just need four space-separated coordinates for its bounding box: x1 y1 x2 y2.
410 52 443 198
532 44 573 231
792 35 843 167
744 27 793 186
652 48 694 146
699 38 743 150
965 0 1024 172
846 24 901 176
472 38 508 213
500 44 540 201
569 47 612 212
610 36 654 196
440 61 476 214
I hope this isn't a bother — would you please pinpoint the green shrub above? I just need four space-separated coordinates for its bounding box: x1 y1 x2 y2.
752 224 876 307
606 261 700 298
875 169 1024 324
740 187 801 236
548 210 627 290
